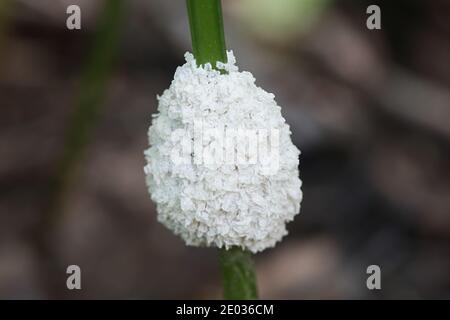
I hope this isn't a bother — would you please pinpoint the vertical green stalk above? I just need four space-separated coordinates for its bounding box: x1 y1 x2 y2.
186 0 227 67
186 0 258 300
220 247 258 299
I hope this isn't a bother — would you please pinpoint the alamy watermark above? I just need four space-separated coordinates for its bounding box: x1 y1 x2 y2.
66 5 81 30
366 5 381 30
66 265 81 290
169 119 280 174
366 264 381 290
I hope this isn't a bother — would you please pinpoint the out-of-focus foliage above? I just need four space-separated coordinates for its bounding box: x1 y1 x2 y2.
230 0 331 41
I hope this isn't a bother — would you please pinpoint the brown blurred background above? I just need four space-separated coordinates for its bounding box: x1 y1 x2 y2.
1 0 450 299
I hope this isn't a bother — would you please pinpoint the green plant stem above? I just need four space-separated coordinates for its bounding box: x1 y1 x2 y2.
186 0 227 67
220 248 258 299
186 0 258 300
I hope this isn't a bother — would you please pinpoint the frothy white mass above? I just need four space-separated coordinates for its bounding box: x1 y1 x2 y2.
144 51 302 253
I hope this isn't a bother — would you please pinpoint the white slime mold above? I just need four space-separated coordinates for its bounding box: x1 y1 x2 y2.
144 51 302 253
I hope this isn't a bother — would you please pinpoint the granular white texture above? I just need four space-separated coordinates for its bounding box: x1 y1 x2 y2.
144 51 302 253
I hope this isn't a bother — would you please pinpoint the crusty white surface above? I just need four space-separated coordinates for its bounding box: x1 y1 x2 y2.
144 51 302 252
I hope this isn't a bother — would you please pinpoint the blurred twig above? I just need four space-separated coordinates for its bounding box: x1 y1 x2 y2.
36 0 125 297
0 0 12 58
46 0 125 225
